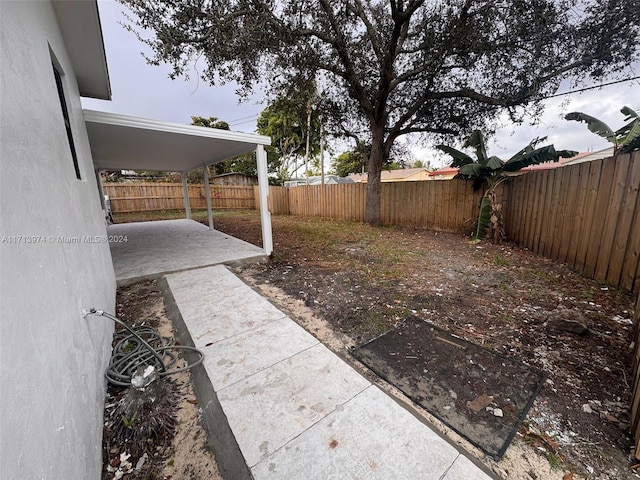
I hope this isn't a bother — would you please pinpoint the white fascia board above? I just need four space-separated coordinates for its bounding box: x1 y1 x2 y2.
53 0 111 100
83 110 271 146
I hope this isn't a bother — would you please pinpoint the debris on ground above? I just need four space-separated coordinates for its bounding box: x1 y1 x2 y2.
210 212 637 480
101 280 221 480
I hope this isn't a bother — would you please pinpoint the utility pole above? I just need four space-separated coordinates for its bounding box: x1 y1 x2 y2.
320 115 325 185
304 101 312 185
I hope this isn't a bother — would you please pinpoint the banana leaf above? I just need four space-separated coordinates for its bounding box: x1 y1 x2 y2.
621 106 638 122
503 145 577 172
436 144 474 167
474 196 492 240
486 156 505 170
565 112 616 143
619 121 640 153
616 108 640 153
464 130 488 166
456 162 488 177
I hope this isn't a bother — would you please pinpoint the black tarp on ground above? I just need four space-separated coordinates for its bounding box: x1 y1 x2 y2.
353 316 546 459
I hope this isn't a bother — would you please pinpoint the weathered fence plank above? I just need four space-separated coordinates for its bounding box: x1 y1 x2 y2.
631 293 640 457
595 155 632 281
608 157 640 287
566 163 589 268
584 158 617 277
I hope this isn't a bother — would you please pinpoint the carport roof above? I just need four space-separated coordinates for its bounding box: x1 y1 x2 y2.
84 110 271 172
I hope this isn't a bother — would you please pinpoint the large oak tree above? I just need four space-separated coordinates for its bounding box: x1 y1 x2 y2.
121 0 639 224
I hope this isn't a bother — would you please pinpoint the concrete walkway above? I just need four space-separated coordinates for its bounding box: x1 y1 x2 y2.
108 220 267 285
165 264 495 480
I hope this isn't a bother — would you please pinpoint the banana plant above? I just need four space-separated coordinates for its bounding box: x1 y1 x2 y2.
565 106 640 154
437 131 577 243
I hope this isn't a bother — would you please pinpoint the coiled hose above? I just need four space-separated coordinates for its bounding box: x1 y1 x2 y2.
88 309 204 387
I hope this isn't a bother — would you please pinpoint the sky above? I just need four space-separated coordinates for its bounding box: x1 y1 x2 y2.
82 0 640 170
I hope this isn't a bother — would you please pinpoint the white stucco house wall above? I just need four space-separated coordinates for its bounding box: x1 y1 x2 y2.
0 1 116 479
1 2 274 479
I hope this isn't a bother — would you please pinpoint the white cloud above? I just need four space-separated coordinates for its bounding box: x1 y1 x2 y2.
86 0 640 162
82 0 263 131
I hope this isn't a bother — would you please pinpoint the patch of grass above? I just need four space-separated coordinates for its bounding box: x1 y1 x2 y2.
545 451 563 470
366 310 393 335
580 287 597 301
494 253 510 267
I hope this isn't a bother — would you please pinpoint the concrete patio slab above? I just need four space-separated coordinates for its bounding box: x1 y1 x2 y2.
167 267 286 344
168 264 250 292
444 455 495 480
217 343 370 467
201 316 319 389
164 264 496 480
251 385 465 480
108 219 267 285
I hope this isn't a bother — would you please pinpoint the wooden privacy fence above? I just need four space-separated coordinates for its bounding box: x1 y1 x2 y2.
254 185 290 215
632 294 640 457
288 183 367 221
104 181 481 232
287 180 484 232
103 153 638 293
103 183 255 212
503 151 640 295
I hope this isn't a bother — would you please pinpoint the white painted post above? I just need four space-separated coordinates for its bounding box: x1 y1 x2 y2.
256 144 273 255
203 164 214 230
95 169 107 211
181 172 192 220
94 169 111 224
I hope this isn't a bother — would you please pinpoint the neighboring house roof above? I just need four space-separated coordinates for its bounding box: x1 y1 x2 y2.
381 167 430 180
516 147 614 173
348 168 430 182
285 175 354 187
428 147 616 178
84 110 271 172
310 175 354 185
347 173 367 182
562 146 615 166
212 172 257 179
52 0 111 99
519 152 588 172
428 166 459 178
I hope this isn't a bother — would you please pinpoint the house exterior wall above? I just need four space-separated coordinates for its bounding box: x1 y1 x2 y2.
385 170 430 182
348 169 430 183
0 2 116 479
429 173 457 180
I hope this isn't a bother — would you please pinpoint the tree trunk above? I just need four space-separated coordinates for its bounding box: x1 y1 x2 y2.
364 124 386 224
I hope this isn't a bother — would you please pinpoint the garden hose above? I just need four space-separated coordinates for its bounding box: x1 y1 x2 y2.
88 309 204 387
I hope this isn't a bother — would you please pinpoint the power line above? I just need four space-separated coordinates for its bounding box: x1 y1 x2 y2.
229 117 259 126
543 76 640 99
221 76 638 131
227 113 259 124
221 77 639 127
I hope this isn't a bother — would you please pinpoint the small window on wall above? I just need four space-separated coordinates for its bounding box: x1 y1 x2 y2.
52 63 81 179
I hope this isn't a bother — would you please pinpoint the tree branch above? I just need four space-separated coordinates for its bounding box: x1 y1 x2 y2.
350 0 384 63
317 0 374 116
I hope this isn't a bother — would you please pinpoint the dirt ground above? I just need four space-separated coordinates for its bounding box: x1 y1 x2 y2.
209 211 638 480
106 209 638 479
102 280 222 480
